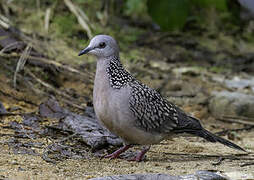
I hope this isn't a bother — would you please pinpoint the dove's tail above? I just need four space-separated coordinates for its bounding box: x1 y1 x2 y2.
188 128 246 152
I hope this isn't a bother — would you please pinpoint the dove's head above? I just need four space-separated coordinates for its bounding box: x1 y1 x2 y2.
78 35 119 58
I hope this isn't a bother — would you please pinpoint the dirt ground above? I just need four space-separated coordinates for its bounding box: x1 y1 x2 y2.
0 129 253 179
1 16 254 179
0 63 254 179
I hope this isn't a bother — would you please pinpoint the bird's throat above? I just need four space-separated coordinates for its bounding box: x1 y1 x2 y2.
105 56 133 89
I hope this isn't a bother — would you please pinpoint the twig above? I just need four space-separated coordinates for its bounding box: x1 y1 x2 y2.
223 115 254 122
36 0 40 11
45 125 120 139
217 116 254 126
25 79 46 95
25 69 86 110
0 14 11 29
42 146 57 164
162 152 250 158
14 45 31 88
0 52 94 81
20 124 35 140
25 69 73 100
0 89 38 106
161 152 252 163
42 133 77 163
64 0 92 39
212 157 225 166
0 112 33 116
215 126 254 136
45 125 73 134
44 8 51 33
26 54 94 80
240 161 254 167
56 133 77 144
29 55 94 79
61 98 85 110
3 62 45 96
0 15 46 56
0 133 16 137
157 76 171 94
2 53 88 110
0 19 10 29
0 41 23 54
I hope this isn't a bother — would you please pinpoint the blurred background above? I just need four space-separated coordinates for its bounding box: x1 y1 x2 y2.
0 0 254 179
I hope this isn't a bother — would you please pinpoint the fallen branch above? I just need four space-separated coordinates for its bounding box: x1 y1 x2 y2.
25 69 85 110
64 0 92 39
0 52 94 81
217 116 254 126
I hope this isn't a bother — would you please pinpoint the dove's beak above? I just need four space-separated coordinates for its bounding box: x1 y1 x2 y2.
78 47 93 56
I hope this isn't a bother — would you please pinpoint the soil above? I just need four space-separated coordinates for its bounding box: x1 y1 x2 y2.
0 50 254 179
0 129 253 179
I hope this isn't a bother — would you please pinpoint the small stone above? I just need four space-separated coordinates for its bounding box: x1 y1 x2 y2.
18 167 26 171
0 101 7 114
11 160 18 165
209 91 254 119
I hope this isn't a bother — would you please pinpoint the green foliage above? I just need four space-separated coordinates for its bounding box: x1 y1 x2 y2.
145 0 232 31
52 14 77 37
124 0 147 18
192 0 228 11
147 0 190 31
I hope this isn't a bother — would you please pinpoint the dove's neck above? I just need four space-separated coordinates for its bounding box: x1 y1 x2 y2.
96 55 133 89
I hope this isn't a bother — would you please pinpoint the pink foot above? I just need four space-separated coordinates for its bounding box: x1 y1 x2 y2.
104 145 131 159
128 146 150 162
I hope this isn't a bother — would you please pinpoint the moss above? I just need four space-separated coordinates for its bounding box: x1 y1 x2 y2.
51 14 78 38
209 66 230 73
121 48 145 64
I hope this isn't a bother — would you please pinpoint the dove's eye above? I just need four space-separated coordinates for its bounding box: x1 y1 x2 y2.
99 42 106 48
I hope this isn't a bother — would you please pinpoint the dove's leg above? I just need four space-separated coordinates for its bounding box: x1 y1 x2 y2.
129 146 151 162
104 145 131 159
